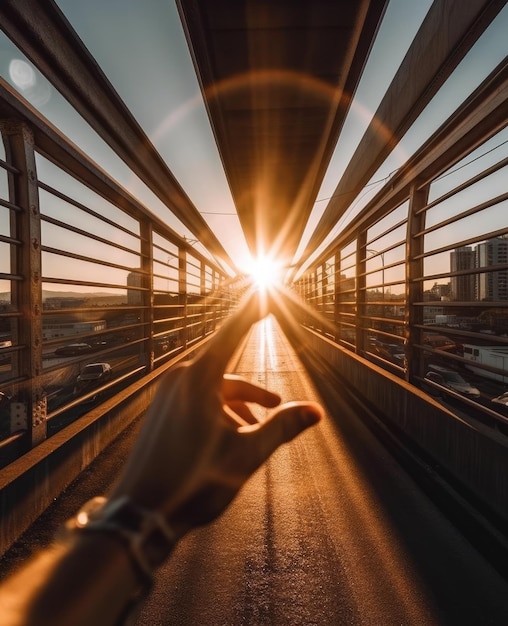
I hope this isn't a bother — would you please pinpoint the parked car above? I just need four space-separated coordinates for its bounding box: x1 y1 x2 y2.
374 341 406 366
424 365 480 398
423 334 458 353
55 343 93 356
76 362 112 385
0 339 12 365
491 391 508 408
0 391 11 414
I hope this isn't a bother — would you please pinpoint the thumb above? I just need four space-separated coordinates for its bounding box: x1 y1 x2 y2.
242 401 323 466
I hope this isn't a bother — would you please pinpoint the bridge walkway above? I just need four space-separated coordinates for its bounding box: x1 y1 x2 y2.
1 317 508 625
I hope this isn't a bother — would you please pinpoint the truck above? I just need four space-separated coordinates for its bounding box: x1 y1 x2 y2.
463 344 508 383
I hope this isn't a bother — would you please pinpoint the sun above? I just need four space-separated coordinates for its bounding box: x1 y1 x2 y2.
244 254 283 291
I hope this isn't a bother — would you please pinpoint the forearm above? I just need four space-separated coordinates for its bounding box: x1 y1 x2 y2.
0 534 142 626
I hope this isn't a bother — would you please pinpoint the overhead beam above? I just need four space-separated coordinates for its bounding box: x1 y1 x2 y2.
302 58 508 273
0 78 229 280
177 0 388 263
0 0 237 272
298 0 506 271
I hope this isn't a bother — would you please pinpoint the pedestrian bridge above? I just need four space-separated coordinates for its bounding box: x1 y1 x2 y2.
0 0 507 588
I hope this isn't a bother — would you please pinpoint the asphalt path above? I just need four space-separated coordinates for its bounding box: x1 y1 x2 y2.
1 317 508 625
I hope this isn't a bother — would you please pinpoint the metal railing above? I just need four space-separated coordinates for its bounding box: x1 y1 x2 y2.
0 111 239 464
295 56 508 435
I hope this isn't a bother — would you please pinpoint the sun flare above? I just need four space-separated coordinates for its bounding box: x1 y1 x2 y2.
244 255 283 291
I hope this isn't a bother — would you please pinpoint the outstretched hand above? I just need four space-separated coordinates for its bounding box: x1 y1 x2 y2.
110 292 323 538
0 293 323 626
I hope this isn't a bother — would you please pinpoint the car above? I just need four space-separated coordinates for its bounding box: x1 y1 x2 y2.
423 334 458 353
0 391 11 411
373 341 406 366
76 362 112 385
55 343 93 356
424 365 480 398
0 339 12 365
491 391 508 407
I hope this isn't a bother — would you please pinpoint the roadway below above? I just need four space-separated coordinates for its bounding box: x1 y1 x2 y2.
1 316 508 624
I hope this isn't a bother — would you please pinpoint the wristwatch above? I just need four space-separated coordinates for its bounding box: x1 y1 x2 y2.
63 495 176 583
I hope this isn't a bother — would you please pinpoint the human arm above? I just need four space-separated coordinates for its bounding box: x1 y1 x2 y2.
0 293 323 625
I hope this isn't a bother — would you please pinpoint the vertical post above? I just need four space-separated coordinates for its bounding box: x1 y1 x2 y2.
140 220 154 372
1 120 45 447
178 246 187 349
334 250 340 343
407 181 429 383
306 273 312 326
320 261 327 318
200 260 206 296
356 232 367 354
311 270 317 327
200 260 206 338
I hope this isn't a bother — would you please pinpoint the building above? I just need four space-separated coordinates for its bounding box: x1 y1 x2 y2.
476 236 508 301
450 246 476 302
42 319 107 340
127 270 143 306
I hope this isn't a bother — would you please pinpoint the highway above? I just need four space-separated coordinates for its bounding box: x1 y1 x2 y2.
1 317 508 625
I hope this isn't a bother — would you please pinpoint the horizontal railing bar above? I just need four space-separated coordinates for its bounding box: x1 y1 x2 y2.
414 156 508 216
38 181 143 240
0 273 22 281
41 276 150 291
41 214 143 257
46 365 146 421
0 234 22 246
0 198 23 212
411 259 508 278
412 227 508 260
41 246 148 274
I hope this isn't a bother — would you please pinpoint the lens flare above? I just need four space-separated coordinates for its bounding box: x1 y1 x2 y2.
245 255 283 291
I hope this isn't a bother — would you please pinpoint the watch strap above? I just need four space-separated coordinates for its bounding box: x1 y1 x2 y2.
64 496 176 583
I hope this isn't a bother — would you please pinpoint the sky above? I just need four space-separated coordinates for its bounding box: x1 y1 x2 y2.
0 0 507 277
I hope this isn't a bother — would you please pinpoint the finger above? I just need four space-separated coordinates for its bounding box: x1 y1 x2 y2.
239 401 323 470
193 292 267 384
222 376 281 407
224 401 258 425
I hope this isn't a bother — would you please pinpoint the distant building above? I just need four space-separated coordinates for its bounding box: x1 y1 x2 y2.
127 270 143 305
43 319 106 340
428 282 451 300
338 274 355 292
476 236 508 301
423 305 444 325
450 246 476 301
435 314 458 326
44 297 86 309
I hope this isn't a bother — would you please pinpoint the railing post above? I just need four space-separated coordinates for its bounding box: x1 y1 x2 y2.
356 232 367 353
200 260 207 338
407 181 429 383
320 261 326 316
141 221 154 372
178 246 187 348
1 120 46 447
334 250 340 342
